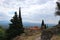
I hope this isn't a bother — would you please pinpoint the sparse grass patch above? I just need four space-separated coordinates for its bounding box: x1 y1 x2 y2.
13 31 41 40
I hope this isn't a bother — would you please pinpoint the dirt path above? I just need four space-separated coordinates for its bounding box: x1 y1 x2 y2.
34 33 41 40
25 33 41 40
35 36 41 40
23 33 41 40
13 33 41 40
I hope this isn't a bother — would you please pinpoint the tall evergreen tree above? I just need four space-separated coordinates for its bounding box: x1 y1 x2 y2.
41 20 44 26
18 8 23 29
41 20 46 30
58 20 60 24
55 1 60 15
6 8 24 40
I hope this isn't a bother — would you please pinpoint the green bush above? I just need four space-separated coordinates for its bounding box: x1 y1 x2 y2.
0 26 5 40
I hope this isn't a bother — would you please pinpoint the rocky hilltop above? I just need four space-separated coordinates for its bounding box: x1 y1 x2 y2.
41 23 60 40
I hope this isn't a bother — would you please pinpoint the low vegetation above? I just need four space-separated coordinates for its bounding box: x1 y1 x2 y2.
13 30 41 40
0 26 5 40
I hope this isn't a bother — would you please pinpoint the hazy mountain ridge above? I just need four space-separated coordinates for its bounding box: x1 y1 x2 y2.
0 21 56 29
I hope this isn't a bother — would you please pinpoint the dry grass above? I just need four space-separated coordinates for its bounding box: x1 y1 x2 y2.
25 33 41 40
13 31 41 40
51 35 60 40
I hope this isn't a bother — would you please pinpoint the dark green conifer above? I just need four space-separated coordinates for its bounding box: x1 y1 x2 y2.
55 2 60 15
6 8 24 40
41 20 44 26
58 20 60 25
41 20 46 30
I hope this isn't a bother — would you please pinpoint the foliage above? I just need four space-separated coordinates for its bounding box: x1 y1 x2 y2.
6 9 24 40
0 26 5 40
55 2 60 15
41 20 47 30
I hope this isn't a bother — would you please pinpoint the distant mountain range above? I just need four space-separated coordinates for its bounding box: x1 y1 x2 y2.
23 22 57 28
0 21 57 29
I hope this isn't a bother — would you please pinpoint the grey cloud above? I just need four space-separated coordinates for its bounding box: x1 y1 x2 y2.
0 12 10 21
37 0 52 4
0 0 58 24
17 0 25 1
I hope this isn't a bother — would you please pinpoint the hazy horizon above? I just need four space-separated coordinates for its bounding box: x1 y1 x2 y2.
0 21 57 29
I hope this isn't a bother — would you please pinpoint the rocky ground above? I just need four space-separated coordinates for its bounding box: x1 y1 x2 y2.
35 35 60 40
13 24 60 40
13 33 60 40
51 35 60 40
13 31 41 40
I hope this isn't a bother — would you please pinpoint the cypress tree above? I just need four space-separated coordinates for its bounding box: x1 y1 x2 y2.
6 8 24 40
58 20 60 25
41 20 44 26
41 20 46 30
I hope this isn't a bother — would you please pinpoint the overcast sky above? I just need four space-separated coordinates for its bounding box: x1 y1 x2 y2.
0 0 60 24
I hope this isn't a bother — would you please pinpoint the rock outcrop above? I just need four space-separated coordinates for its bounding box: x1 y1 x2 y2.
41 24 60 40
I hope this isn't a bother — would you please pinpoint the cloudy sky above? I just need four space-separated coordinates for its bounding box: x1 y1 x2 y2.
0 0 60 24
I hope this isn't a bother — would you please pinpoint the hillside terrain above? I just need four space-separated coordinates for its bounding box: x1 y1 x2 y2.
13 24 60 40
13 30 41 40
